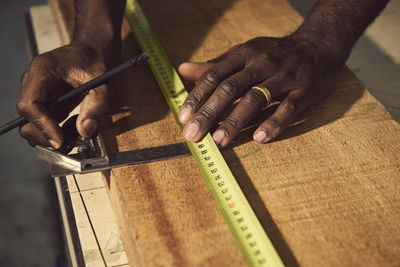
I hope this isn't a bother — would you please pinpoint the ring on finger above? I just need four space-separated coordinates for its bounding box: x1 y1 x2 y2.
251 85 272 107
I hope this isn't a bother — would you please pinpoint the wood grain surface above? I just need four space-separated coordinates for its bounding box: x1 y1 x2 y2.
50 0 400 265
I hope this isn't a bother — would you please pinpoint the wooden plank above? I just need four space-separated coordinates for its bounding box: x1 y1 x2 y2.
31 5 128 267
80 187 128 266
74 173 106 192
70 191 106 267
48 0 73 43
29 5 63 53
66 175 79 193
50 0 400 266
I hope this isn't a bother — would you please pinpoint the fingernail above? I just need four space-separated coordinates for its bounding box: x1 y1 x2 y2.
183 122 199 141
254 131 267 143
49 139 60 149
82 119 98 137
179 106 192 124
213 130 225 145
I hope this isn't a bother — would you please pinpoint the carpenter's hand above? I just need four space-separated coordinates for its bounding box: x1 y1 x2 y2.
17 42 111 148
178 36 340 148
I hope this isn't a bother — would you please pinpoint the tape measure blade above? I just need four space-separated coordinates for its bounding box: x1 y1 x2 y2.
125 1 284 266
189 135 282 266
125 2 186 120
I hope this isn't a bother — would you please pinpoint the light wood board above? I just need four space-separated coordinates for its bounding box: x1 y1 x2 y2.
49 0 400 266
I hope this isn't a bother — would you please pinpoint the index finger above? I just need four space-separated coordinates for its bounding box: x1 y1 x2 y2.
178 55 245 124
17 70 64 148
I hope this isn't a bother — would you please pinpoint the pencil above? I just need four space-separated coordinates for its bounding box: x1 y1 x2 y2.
0 52 149 136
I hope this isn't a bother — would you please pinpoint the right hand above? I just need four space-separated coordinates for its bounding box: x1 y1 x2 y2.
17 42 111 149
177 36 341 147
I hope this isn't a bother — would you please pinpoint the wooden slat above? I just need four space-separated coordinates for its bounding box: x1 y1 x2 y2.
29 5 63 53
31 5 128 267
74 173 106 192
80 187 128 266
50 0 400 266
70 190 106 267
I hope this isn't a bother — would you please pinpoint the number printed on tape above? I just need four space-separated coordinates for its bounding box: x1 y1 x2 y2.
125 1 284 266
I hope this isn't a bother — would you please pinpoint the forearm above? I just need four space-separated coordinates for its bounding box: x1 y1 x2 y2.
292 0 390 65
72 0 126 64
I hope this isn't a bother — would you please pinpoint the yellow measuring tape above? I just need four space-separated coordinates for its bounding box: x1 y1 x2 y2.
125 1 284 266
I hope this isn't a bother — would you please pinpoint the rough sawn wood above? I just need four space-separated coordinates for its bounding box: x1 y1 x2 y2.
50 0 400 266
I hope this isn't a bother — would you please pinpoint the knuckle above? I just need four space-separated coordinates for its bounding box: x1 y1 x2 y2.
225 115 240 129
244 89 264 106
231 43 246 52
16 100 29 116
198 105 216 122
268 117 281 132
243 41 256 51
204 70 219 84
281 98 296 113
243 37 266 52
19 126 29 139
231 44 251 59
218 77 239 97
185 91 202 108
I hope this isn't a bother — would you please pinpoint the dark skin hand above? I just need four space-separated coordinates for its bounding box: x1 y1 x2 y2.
17 0 390 148
17 0 125 149
178 36 337 147
18 43 110 148
178 0 390 148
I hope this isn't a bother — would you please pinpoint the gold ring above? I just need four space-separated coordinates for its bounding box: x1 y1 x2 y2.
251 85 272 107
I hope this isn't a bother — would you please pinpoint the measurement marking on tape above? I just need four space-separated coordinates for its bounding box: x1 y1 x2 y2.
125 1 284 266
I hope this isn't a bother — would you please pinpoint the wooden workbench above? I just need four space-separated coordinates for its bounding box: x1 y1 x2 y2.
46 0 400 265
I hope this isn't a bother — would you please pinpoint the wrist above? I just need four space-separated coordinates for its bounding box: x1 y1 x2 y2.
286 28 347 70
288 0 390 68
71 0 125 68
71 33 121 68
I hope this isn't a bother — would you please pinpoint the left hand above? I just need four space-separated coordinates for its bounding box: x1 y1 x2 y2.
178 36 341 148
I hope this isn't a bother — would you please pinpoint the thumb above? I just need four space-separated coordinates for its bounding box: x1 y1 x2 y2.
178 62 214 81
76 85 109 137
